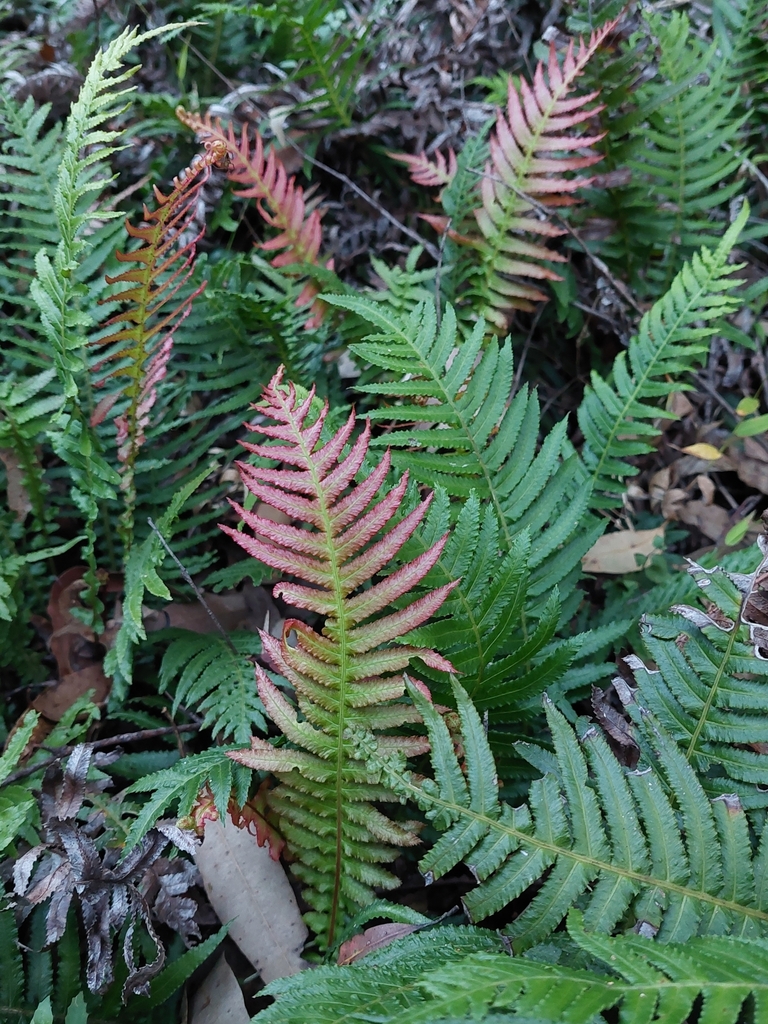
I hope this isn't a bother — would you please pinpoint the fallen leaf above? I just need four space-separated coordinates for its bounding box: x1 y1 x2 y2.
681 443 722 461
695 475 716 505
582 527 664 575
191 955 249 1024
338 923 418 965
676 500 730 541
195 817 307 983
667 392 694 419
0 447 32 521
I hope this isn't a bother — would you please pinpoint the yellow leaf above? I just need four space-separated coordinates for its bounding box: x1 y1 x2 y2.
681 443 722 461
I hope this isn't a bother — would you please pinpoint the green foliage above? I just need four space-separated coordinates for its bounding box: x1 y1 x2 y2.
625 538 768 807
327 297 603 579
0 711 38 852
374 677 768 949
159 630 266 743
123 747 250 853
577 205 748 508
253 911 768 1023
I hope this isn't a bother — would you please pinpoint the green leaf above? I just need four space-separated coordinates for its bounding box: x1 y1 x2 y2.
734 412 768 436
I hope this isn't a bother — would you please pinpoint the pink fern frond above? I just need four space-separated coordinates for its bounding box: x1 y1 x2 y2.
471 20 618 325
94 143 224 535
176 107 330 326
221 368 458 944
388 148 458 195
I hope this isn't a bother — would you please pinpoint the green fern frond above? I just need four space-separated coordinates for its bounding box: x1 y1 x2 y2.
123 747 250 854
395 489 629 728
159 631 266 744
254 910 768 1023
324 297 603 585
253 925 504 1023
104 465 212 700
623 537 768 807
589 11 749 294
577 204 747 508
372 677 768 950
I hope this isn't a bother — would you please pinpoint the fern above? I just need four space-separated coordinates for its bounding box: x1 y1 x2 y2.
370 677 768 949
93 142 224 544
467 23 616 326
392 489 629 744
104 465 212 699
176 106 331 327
588 11 749 294
577 204 747 508
323 297 604 593
159 631 266 744
123 748 250 854
220 368 457 946
254 911 768 1023
622 537 768 808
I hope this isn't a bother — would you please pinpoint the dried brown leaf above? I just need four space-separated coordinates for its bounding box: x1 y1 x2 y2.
582 527 664 575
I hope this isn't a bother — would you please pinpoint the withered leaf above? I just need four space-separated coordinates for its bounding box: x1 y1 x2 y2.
591 685 640 769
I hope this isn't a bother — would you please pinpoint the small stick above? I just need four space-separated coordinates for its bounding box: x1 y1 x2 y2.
0 723 200 788
147 517 241 658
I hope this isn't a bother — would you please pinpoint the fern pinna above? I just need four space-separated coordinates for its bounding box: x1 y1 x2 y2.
221 369 457 946
93 140 225 542
176 107 330 327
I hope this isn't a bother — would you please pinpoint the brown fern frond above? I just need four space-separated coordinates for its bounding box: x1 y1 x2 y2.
93 141 225 542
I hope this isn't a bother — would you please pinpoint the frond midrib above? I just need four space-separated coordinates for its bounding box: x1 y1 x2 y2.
400 774 768 925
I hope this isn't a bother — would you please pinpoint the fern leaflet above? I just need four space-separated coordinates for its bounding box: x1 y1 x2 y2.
372 677 768 949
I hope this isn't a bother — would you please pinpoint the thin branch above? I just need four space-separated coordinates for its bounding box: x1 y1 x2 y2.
1 723 200 788
147 517 241 657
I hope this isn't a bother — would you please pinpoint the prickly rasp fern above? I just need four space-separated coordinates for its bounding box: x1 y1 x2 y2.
323 297 604 610
623 536 768 807
373 678 768 949
93 141 225 545
175 106 331 327
577 204 747 508
221 368 458 946
253 912 768 1024
469 23 616 326
587 11 747 295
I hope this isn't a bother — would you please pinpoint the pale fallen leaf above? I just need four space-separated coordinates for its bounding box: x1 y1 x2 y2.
195 818 307 984
191 954 249 1024
583 527 665 575
667 392 694 419
676 500 729 542
695 475 715 505
338 924 418 965
681 443 722 461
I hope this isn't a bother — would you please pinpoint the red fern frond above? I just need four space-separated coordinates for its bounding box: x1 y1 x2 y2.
472 21 617 325
388 148 457 195
221 368 457 944
93 142 224 540
176 107 331 326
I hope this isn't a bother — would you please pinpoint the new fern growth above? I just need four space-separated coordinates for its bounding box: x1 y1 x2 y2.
469 23 616 325
221 368 458 946
176 107 331 327
93 141 225 544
